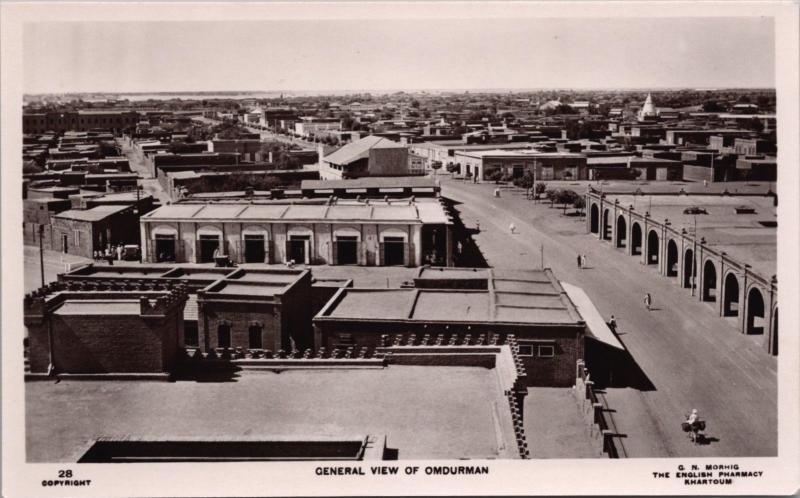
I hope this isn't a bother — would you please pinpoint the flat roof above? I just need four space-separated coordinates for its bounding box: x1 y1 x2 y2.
301 177 436 190
601 193 776 277
455 149 584 159
207 282 290 296
27 366 515 461
143 200 452 225
54 299 141 316
320 283 581 326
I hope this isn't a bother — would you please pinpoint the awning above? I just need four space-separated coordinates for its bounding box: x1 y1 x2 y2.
560 282 625 350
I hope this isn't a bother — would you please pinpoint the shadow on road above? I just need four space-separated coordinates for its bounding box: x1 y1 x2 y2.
442 197 489 268
587 339 657 391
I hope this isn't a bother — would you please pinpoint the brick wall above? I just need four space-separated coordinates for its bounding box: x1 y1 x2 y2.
313 320 583 387
203 302 280 351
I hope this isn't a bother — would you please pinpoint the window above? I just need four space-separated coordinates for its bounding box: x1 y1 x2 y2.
517 344 534 357
537 345 555 358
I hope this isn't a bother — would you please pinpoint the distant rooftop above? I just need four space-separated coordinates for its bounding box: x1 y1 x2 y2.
455 149 584 160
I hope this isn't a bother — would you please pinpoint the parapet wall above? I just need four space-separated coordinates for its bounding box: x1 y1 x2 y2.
574 359 626 458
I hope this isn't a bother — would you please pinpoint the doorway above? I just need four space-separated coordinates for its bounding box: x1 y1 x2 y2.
155 234 176 262
335 236 359 265
198 234 220 263
217 323 231 349
383 237 406 266
248 325 263 349
288 235 310 264
244 234 266 263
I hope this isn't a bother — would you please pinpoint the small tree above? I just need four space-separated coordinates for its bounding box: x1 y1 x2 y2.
513 172 534 190
535 182 546 203
545 188 558 207
486 169 504 184
431 161 443 173
558 190 578 214
573 194 586 215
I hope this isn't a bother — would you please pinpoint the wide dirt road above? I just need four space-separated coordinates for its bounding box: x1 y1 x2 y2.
442 179 777 458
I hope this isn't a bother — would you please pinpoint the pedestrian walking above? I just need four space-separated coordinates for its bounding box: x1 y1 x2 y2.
608 315 617 332
581 254 587 269
577 254 582 268
644 292 652 310
476 220 481 232
116 244 123 261
509 223 516 234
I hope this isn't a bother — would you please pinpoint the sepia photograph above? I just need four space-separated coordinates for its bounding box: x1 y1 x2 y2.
2 2 799 496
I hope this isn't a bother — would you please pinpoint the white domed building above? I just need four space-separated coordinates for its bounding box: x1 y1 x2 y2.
637 93 658 121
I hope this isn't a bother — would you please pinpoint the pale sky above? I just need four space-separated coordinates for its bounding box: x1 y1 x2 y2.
23 17 775 93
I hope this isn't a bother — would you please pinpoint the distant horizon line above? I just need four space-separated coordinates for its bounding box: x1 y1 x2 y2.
24 86 776 97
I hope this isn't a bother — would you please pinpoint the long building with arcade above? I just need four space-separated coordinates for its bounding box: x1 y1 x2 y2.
586 187 778 355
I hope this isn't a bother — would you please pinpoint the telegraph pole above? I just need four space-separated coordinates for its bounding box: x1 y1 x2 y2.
39 224 45 287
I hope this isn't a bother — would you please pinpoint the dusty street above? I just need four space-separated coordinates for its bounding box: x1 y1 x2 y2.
442 178 777 457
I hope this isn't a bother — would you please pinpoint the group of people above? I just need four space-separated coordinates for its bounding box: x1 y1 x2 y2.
93 244 125 265
576 254 588 269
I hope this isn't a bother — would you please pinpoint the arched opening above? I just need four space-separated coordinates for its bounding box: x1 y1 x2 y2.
771 308 778 355
631 223 643 255
683 249 695 288
590 204 599 233
746 287 765 335
602 210 611 240
702 260 717 302
723 273 740 316
646 230 659 265
666 240 678 277
616 216 627 248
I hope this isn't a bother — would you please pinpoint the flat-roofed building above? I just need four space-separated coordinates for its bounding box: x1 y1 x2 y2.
58 265 318 354
586 190 778 355
139 198 454 267
300 176 440 198
197 268 313 352
294 117 342 138
454 149 588 182
24 282 188 375
314 268 593 386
